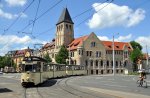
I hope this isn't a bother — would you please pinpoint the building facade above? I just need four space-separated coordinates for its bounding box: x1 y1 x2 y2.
40 8 133 75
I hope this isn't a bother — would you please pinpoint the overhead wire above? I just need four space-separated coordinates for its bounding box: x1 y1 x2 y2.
2 0 150 54
30 0 41 38
2 0 35 35
19 0 63 32
72 0 109 19
33 0 110 39
0 0 64 52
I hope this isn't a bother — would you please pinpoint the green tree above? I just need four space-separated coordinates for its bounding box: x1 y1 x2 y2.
55 45 68 64
130 41 143 71
43 53 52 63
0 56 13 68
130 41 142 50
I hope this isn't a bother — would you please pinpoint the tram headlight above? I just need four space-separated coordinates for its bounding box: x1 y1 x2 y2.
26 77 30 81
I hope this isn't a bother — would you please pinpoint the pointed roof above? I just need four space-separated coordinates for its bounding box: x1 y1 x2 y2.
68 35 89 50
56 8 74 25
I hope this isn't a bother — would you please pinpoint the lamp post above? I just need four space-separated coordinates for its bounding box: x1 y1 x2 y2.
69 45 71 65
146 45 149 69
112 35 115 76
112 33 119 76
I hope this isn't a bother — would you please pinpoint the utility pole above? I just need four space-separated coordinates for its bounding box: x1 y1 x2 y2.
112 33 119 76
112 35 115 76
146 45 149 69
69 45 71 65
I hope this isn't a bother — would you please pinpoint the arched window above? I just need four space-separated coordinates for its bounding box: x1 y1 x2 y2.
66 24 68 29
69 25 72 30
61 25 63 30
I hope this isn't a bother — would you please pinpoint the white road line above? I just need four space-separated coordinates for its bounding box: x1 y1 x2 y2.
99 81 117 84
102 84 127 88
122 79 132 82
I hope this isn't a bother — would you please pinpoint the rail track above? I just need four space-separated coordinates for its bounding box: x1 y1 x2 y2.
23 87 44 98
56 76 106 98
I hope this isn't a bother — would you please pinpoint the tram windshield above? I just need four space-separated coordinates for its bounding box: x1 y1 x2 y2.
22 64 40 72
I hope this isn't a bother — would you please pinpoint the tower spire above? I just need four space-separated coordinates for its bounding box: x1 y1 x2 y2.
56 8 74 25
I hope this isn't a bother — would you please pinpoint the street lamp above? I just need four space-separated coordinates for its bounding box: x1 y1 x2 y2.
112 35 115 76
112 33 119 76
69 45 71 65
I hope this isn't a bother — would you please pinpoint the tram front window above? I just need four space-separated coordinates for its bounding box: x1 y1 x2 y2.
25 65 33 72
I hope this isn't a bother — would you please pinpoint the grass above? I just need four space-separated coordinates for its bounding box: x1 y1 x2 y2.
128 72 139 75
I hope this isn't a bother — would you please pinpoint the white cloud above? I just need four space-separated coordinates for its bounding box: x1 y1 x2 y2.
117 34 132 41
98 36 110 41
98 34 132 42
0 8 27 19
135 36 150 53
87 3 145 29
0 35 46 55
5 0 27 7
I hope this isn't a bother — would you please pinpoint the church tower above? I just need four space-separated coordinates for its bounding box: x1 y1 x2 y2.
55 8 74 48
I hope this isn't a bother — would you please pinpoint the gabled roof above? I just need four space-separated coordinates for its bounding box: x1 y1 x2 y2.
42 39 55 49
56 8 74 25
68 35 89 50
102 41 133 51
14 48 33 57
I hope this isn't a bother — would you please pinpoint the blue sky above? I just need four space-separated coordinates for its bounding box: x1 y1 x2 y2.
0 0 150 56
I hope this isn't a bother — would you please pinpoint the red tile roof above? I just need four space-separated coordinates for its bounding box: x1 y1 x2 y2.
43 39 55 49
68 35 89 50
102 41 133 51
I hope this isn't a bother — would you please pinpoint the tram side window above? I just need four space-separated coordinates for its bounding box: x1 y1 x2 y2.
21 64 25 72
37 63 41 72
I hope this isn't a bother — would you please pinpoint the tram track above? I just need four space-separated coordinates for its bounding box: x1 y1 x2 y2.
23 86 44 98
56 76 105 98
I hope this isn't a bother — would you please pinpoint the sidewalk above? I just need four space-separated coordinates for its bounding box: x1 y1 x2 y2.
83 87 150 98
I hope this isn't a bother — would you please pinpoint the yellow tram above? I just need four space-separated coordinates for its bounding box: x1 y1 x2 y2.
21 56 86 87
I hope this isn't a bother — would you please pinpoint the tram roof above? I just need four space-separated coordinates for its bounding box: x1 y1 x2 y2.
23 56 47 62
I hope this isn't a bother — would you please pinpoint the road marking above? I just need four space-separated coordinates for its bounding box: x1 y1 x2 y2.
107 79 114 81
99 81 117 84
122 79 132 82
84 87 150 98
102 84 127 88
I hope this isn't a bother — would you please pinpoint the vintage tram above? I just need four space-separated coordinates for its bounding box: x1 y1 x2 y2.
21 56 86 87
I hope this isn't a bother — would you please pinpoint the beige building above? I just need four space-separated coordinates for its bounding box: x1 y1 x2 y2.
40 8 133 75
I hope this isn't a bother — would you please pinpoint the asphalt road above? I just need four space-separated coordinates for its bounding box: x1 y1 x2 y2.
0 73 150 98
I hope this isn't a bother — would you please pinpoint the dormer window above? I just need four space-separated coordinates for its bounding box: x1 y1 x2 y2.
108 45 111 48
128 47 131 49
116 46 119 48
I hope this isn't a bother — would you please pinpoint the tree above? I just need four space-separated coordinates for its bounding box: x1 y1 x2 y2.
130 41 142 50
43 53 52 63
130 41 143 71
0 56 14 68
55 45 68 64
